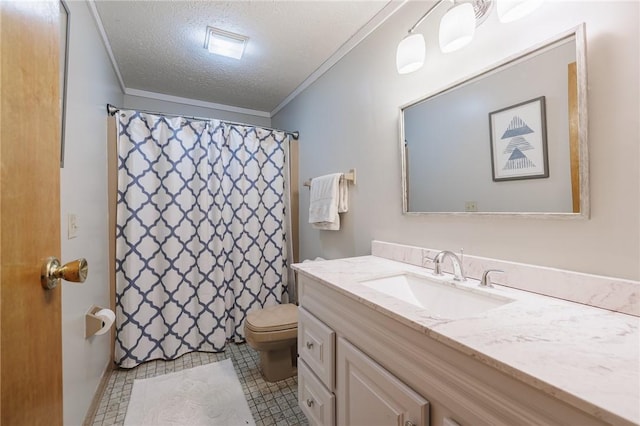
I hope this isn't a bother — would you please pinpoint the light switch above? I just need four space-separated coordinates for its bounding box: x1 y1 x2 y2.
68 213 78 239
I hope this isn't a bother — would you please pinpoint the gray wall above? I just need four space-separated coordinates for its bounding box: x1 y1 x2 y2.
273 1 640 280
60 1 123 424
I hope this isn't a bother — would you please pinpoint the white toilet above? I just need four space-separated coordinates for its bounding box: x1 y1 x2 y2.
245 303 298 382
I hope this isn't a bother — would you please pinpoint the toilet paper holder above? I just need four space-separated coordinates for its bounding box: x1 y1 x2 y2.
85 305 114 338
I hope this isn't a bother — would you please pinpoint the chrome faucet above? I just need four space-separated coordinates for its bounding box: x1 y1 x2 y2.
432 250 465 281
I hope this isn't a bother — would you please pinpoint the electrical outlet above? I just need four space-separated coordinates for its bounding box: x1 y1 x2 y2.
464 201 478 212
68 213 78 239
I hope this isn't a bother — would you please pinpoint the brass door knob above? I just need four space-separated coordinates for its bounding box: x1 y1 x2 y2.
41 257 88 289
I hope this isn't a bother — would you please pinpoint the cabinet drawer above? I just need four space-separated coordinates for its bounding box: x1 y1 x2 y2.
299 360 336 426
299 307 335 390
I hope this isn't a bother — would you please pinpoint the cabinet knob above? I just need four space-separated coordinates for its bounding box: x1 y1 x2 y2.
306 398 314 407
306 341 314 349
404 422 416 426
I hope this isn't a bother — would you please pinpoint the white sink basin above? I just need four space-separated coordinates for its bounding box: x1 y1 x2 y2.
360 273 514 319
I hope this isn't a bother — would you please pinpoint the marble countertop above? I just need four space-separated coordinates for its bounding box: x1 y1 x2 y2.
293 255 640 426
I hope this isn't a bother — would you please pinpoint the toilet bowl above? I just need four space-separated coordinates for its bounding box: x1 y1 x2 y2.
245 303 298 382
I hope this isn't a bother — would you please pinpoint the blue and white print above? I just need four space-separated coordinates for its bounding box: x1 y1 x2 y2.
501 116 536 171
115 111 289 368
490 96 547 180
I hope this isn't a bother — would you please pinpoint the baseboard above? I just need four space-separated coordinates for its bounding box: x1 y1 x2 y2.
82 361 114 426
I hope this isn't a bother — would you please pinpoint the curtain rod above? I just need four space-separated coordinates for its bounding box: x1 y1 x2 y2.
106 104 299 140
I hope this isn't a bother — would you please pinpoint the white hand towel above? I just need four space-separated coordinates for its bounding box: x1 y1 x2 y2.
309 173 342 230
338 177 348 213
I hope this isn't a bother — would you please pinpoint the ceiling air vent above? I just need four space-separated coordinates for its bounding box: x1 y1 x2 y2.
204 26 248 60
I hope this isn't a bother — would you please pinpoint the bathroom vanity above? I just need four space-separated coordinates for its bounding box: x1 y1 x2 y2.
293 248 639 426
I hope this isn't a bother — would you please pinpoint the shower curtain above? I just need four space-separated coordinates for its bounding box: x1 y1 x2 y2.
115 110 291 368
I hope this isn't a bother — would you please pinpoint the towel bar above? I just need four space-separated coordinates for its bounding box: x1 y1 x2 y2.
304 169 356 188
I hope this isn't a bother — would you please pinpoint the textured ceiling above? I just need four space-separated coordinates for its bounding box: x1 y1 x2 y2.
94 1 393 113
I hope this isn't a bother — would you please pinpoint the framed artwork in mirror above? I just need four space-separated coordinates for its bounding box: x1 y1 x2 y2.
489 96 548 182
60 0 70 168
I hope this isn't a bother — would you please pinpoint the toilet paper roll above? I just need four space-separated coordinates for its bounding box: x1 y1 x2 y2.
94 308 115 336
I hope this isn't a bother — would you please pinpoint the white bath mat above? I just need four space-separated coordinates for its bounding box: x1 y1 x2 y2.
124 358 255 426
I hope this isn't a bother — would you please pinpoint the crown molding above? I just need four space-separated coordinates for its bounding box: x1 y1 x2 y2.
87 0 407 120
270 0 407 117
86 0 126 93
88 0 269 118
124 89 271 118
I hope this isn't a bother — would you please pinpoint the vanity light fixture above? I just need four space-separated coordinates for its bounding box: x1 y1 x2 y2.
204 26 248 60
397 0 542 74
395 0 446 74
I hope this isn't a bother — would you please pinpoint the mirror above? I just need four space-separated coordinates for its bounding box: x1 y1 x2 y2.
400 25 588 218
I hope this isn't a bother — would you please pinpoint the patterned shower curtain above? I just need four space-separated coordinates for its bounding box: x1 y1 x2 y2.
115 111 290 368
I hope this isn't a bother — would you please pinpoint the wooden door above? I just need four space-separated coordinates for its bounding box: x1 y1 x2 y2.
0 1 63 424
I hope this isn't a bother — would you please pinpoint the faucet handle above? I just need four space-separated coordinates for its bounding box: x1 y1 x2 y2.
480 269 504 288
458 248 465 281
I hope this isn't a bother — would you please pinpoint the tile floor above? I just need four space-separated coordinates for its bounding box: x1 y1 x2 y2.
89 343 309 426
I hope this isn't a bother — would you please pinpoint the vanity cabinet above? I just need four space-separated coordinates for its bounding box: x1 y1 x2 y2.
297 274 611 426
298 305 428 426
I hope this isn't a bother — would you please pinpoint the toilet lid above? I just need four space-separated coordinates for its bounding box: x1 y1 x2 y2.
245 304 298 332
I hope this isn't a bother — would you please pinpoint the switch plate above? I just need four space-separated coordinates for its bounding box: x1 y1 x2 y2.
68 213 78 239
464 201 478 212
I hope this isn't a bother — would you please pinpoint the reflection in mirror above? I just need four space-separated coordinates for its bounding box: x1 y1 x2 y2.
401 25 588 217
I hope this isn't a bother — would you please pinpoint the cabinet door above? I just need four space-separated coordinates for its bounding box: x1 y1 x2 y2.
337 337 429 426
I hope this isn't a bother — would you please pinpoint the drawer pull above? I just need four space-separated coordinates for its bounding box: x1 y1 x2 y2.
306 341 314 349
405 422 416 426
306 398 314 407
